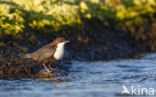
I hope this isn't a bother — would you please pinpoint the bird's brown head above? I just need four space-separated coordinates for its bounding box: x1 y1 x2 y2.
52 37 70 46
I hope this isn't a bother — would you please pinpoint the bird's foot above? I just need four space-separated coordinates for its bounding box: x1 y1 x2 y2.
42 64 51 73
48 65 54 72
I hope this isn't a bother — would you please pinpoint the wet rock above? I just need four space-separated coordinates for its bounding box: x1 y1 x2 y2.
37 69 59 79
0 53 58 80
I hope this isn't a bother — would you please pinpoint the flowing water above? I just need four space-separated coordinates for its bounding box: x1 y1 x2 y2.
1 53 156 97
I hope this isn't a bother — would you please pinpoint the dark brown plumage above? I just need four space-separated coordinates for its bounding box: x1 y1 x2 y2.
24 37 70 73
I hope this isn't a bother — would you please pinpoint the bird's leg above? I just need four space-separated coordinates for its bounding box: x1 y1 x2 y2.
48 64 53 71
42 64 51 73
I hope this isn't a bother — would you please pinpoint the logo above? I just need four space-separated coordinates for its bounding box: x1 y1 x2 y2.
121 85 155 96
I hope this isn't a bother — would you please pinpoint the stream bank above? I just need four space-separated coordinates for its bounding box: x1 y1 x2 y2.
0 19 155 80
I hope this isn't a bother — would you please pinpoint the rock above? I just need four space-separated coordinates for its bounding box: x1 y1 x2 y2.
37 69 59 79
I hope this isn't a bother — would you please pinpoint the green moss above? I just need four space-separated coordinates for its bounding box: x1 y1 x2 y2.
0 0 156 40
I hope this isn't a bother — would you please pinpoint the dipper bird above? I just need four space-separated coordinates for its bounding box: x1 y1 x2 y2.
24 37 70 73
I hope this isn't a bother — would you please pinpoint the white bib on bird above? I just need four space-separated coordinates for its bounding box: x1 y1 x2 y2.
54 42 65 60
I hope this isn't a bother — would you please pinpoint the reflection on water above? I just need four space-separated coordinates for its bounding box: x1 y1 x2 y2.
1 53 156 97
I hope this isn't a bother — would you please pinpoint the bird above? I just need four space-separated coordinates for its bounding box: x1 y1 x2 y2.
24 37 70 73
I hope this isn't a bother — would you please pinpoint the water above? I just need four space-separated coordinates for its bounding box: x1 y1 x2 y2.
1 53 156 97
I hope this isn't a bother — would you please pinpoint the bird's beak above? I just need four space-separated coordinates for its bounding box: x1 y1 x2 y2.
66 41 70 43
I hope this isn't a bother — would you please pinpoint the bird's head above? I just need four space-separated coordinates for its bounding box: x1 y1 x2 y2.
53 37 70 47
